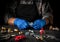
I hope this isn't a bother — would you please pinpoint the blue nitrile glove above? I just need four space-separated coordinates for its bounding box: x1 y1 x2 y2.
32 19 46 29
14 18 29 30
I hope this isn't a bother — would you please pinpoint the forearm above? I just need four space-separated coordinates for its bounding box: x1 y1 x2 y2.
7 18 16 25
44 18 49 25
43 15 53 25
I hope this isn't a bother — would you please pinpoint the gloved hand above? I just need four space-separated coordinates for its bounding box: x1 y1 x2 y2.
32 19 46 29
14 18 29 30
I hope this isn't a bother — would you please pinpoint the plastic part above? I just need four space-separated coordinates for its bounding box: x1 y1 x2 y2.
14 35 26 41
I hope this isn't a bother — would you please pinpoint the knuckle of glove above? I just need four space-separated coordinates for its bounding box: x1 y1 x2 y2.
14 18 28 29
33 19 46 29
17 20 28 29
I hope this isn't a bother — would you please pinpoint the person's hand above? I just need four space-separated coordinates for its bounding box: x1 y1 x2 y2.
32 19 46 29
14 18 29 30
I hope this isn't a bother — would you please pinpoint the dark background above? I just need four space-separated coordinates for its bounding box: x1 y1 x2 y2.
0 0 60 28
49 0 60 28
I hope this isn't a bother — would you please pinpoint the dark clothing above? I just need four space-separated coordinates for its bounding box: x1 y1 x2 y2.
4 0 53 23
15 2 41 22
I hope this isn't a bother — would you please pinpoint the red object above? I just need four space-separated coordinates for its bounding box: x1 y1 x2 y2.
39 28 44 35
14 35 26 41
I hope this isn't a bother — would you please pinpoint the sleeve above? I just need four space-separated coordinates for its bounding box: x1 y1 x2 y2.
42 2 53 19
4 1 17 23
35 0 53 25
42 2 53 25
